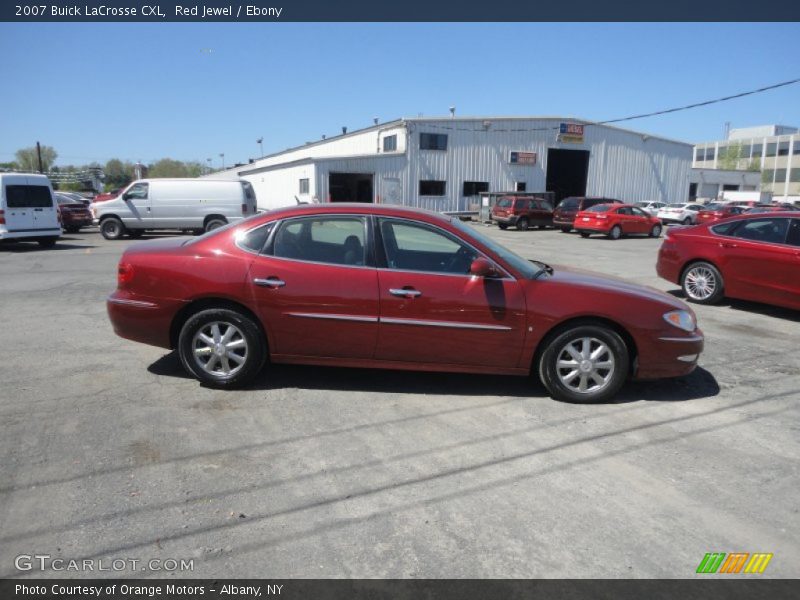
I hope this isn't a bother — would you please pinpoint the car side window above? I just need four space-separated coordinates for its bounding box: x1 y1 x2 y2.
273 216 367 266
236 222 275 254
125 183 148 200
631 207 648 217
786 220 800 247
617 206 632 215
732 218 789 245
379 219 478 275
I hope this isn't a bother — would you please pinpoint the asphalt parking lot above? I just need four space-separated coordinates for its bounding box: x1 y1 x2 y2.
0 223 798 579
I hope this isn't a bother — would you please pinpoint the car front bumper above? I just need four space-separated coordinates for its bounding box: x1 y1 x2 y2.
491 215 518 225
634 329 704 380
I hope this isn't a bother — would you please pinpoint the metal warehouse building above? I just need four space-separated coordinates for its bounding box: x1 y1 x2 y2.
206 117 693 212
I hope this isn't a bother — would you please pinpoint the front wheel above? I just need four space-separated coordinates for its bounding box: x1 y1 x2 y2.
538 324 629 403
205 217 227 233
178 308 267 388
650 224 662 238
100 217 125 240
681 262 724 304
498 223 508 230
682 216 693 225
608 225 622 240
516 217 529 231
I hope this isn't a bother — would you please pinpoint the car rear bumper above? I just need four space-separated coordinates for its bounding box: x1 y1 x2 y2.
552 216 575 227
634 329 704 380
107 291 185 349
0 228 62 240
575 225 610 234
656 247 683 285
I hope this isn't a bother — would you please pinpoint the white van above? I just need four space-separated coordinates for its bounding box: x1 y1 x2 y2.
94 178 258 240
0 173 62 247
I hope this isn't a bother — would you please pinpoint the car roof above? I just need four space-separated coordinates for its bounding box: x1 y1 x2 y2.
261 202 454 225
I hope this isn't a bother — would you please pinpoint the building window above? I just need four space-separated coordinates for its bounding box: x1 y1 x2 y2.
722 184 739 191
420 133 448 151
778 141 790 156
762 169 775 183
515 181 527 192
383 135 397 152
775 169 787 183
751 143 763 158
462 181 489 196
704 147 716 161
419 180 446 196
790 168 800 182
765 143 777 157
299 178 309 195
694 149 704 162
740 144 751 158
793 141 800 155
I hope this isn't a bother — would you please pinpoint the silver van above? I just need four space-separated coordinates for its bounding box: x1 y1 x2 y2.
0 173 62 247
94 178 258 240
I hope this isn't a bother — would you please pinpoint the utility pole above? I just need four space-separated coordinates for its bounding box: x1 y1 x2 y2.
36 141 43 173
257 137 263 158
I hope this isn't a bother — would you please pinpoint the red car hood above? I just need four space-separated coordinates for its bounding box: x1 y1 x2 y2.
545 265 689 311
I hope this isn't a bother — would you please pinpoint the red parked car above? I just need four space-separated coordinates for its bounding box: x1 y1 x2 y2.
108 204 704 403
695 203 746 224
55 193 93 233
745 203 798 214
553 197 623 232
574 204 663 239
491 195 554 231
657 212 800 310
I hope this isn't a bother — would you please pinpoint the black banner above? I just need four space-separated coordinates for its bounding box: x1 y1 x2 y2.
1 580 799 600
2 0 800 21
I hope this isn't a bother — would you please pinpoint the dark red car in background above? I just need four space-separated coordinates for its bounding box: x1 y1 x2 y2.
491 195 554 230
657 212 800 310
574 204 663 239
553 197 623 232
93 188 121 203
108 204 703 403
695 203 746 224
55 193 93 233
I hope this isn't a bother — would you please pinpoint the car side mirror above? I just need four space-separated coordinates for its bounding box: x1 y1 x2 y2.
470 257 500 278
122 193 131 201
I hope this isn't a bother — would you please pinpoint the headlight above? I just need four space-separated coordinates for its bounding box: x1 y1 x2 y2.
663 310 696 332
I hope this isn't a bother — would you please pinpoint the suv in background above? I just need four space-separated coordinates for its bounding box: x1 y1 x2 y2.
491 195 554 230
553 196 622 232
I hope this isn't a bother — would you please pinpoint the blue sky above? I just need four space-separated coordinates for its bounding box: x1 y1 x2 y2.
1 22 799 168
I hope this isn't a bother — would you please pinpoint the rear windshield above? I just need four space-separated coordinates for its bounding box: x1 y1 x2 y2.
5 185 53 208
496 197 513 208
585 204 613 213
242 181 256 202
704 203 723 210
557 197 579 210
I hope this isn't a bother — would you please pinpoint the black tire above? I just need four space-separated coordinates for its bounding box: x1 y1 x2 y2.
608 225 622 240
100 217 125 240
205 217 227 233
498 223 508 230
681 261 724 305
560 226 571 233
650 224 662 238
65 226 80 234
38 237 58 248
127 229 144 238
538 324 629 403
516 217 530 231
683 216 693 225
178 308 267 388
579 232 591 238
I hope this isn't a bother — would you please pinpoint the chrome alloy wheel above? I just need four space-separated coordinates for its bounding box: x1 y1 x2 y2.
192 321 248 378
555 337 616 395
684 265 717 301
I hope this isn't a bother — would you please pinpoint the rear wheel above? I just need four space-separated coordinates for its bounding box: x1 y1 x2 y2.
100 217 125 240
560 226 571 233
516 217 530 231
682 216 693 225
538 324 629 403
65 226 80 234
38 237 58 248
579 232 591 238
498 223 508 230
608 225 622 240
178 308 267 388
650 224 662 238
681 262 724 304
205 217 227 233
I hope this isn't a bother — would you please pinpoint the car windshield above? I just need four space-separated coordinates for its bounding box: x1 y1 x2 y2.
585 204 612 213
450 218 542 279
56 195 75 204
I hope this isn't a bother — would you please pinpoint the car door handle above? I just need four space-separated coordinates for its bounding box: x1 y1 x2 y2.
254 277 286 289
719 242 738 249
390 288 422 298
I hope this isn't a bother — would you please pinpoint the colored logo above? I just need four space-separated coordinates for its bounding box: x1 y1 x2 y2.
696 552 773 574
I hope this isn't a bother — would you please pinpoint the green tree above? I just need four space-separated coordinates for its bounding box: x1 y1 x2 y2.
104 158 135 189
148 158 191 178
747 157 761 172
15 145 57 172
717 142 743 170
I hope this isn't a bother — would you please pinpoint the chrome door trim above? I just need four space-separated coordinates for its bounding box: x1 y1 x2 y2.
658 335 704 342
389 288 422 298
254 277 286 288
107 297 158 308
287 312 379 323
380 317 512 331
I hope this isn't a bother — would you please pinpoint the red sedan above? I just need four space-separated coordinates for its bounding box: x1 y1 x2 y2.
107 204 703 403
574 204 663 239
695 203 746 224
657 212 800 310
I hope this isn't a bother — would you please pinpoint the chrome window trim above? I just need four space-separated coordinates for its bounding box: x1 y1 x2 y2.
268 214 371 267
287 312 379 323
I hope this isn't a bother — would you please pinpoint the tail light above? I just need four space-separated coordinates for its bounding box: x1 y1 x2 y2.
0 210 5 225
57 208 62 223
242 203 248 215
595 214 608 220
118 262 134 285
